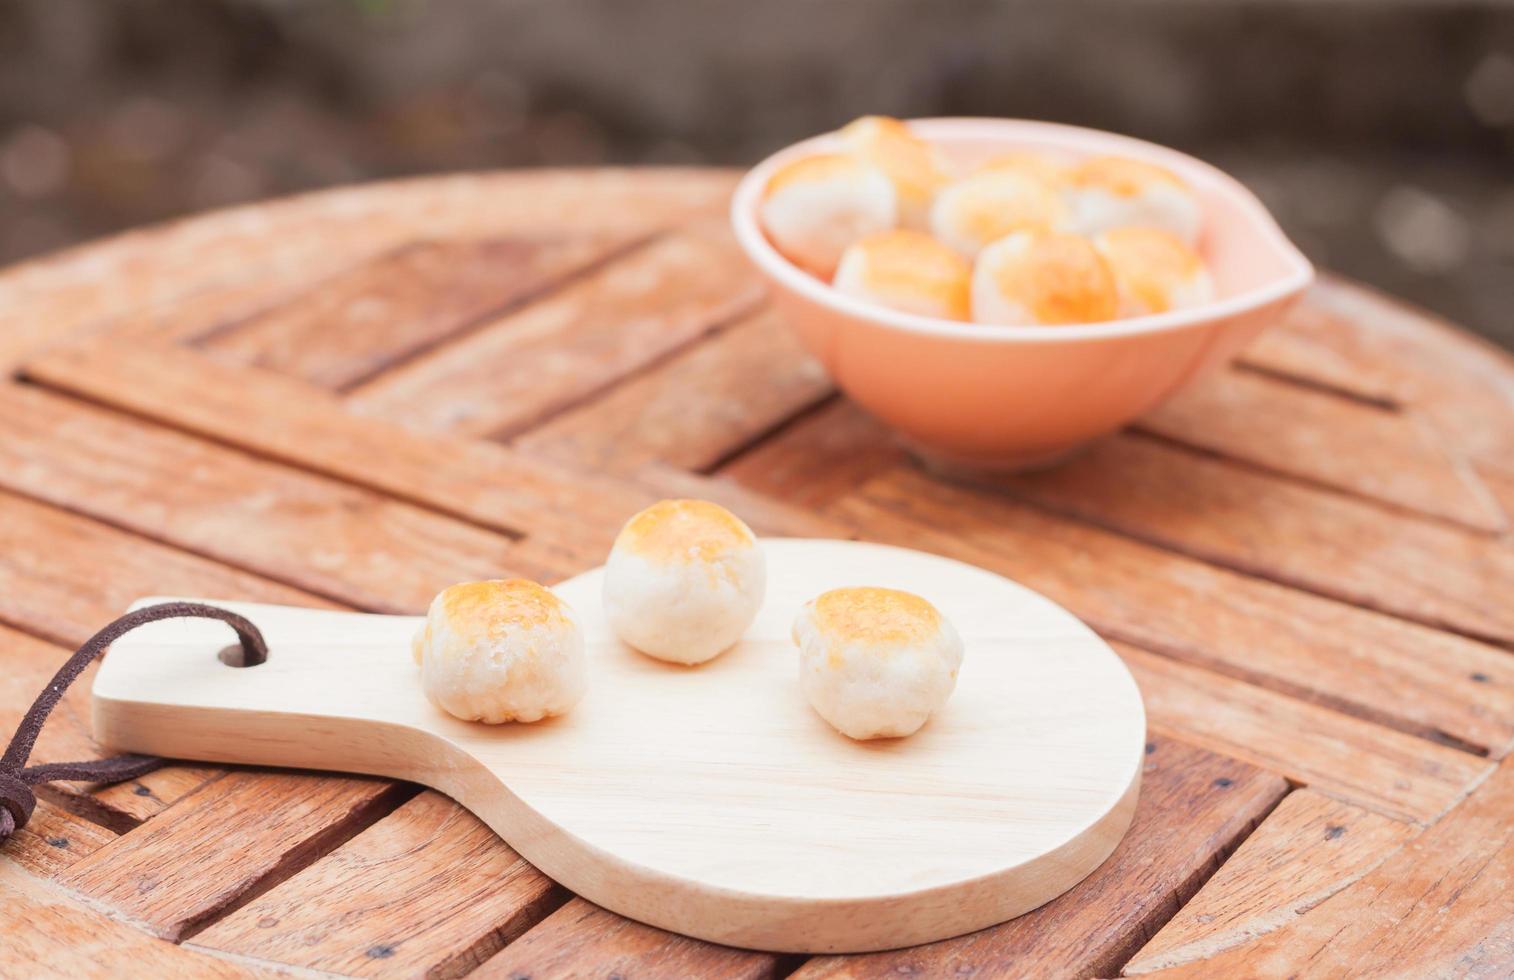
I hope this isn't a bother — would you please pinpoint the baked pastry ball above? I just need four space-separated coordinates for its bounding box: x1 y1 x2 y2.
838 116 949 229
793 587 963 740
972 230 1120 326
412 579 586 724
603 499 765 665
975 150 1073 190
929 168 1069 258
1065 155 1202 244
761 153 896 278
1094 226 1215 316
833 230 971 320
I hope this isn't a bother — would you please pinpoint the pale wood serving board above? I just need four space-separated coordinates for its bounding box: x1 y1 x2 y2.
92 539 1145 953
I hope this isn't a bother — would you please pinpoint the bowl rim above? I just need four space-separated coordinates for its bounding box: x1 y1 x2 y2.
730 117 1315 343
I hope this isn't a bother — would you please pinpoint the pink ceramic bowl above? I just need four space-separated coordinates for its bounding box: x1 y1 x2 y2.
730 118 1314 471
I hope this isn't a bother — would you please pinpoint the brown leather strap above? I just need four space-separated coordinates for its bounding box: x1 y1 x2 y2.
0 602 267 842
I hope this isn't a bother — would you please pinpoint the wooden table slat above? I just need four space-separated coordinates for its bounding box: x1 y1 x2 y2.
194 790 562 979
203 236 637 391
58 772 410 942
998 433 1514 645
516 307 830 475
1138 365 1506 533
473 898 790 980
344 221 765 438
4 799 118 880
0 384 522 613
1122 644 1490 825
22 333 654 546
1124 789 1416 974
0 862 274 978
1145 755 1514 977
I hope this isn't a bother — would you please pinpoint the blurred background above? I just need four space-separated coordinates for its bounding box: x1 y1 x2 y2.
2 0 1511 348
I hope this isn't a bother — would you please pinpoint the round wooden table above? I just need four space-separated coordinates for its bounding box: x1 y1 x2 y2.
1 170 1511 978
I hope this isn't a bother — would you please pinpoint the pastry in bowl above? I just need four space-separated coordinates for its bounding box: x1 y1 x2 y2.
732 117 1314 469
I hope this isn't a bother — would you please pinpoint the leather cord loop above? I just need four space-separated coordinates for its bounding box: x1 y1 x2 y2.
0 602 266 842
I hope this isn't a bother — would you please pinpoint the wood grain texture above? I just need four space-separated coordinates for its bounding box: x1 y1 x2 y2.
3 799 117 878
59 771 409 941
996 433 1514 645
0 384 521 613
0 169 736 372
721 399 907 510
346 221 765 437
475 898 790 980
1238 297 1406 408
793 738 1288 980
22 334 653 546
194 790 563 978
0 488 331 650
103 270 334 345
1146 755 1514 978
1124 790 1416 973
1138 366 1505 532
1121 644 1489 824
517 308 830 474
1243 278 1514 469
203 237 632 389
831 469 1514 757
93 539 1147 953
0 861 276 978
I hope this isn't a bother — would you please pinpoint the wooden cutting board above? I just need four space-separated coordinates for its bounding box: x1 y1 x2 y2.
92 539 1145 953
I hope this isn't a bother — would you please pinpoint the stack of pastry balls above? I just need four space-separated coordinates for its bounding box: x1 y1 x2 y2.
411 499 962 741
759 116 1214 326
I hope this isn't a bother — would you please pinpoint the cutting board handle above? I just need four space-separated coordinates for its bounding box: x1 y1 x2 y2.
92 598 457 781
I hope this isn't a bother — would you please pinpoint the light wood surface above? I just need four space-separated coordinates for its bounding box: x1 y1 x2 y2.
91 539 1146 953
1 168 1510 976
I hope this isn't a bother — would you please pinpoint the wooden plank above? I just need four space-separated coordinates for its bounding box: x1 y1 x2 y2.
721 399 907 510
0 861 273 978
345 221 765 438
59 771 410 941
0 489 331 649
194 790 562 978
22 335 654 545
0 169 737 373
1147 755 1514 978
473 898 789 980
0 385 522 613
4 799 117 878
1124 790 1415 973
203 236 633 390
1481 460 1514 531
517 308 830 474
792 738 1287 980
88 264 339 347
1121 644 1488 824
1138 367 1505 532
996 433 1514 645
1242 279 1514 469
1238 298 1406 407
832 470 1514 757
